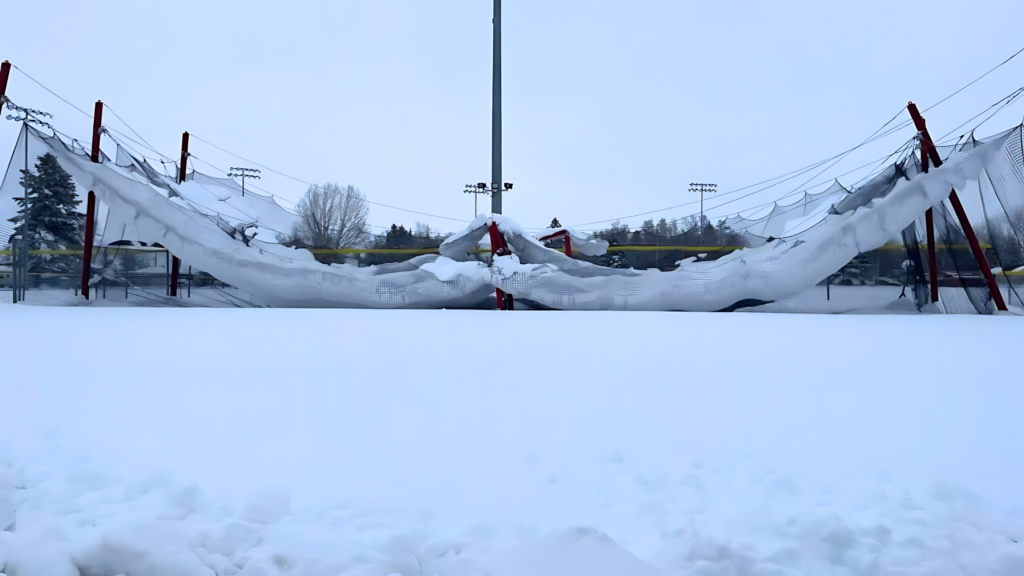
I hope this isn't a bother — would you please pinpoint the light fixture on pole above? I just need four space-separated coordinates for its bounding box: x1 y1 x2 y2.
688 182 717 246
464 181 512 218
228 167 260 197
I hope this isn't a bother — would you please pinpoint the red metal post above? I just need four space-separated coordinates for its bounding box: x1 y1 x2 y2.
0 61 11 100
948 192 1008 311
80 191 96 299
170 256 180 297
925 209 939 303
488 221 511 310
169 132 189 295
907 102 939 302
907 102 1007 311
538 229 572 258
179 131 189 184
91 101 103 163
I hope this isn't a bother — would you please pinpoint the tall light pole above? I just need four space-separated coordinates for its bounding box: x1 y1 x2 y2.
491 0 503 214
228 167 261 197
688 182 717 245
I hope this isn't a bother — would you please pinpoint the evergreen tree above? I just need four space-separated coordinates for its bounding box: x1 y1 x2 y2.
8 153 83 248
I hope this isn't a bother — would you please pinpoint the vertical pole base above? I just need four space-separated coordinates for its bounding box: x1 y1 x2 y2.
947 190 1008 311
925 208 938 303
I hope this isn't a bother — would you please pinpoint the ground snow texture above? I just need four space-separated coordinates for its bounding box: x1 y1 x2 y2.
1 306 1022 576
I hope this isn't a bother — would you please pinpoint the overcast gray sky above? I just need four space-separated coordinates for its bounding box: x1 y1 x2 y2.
2 0 1023 235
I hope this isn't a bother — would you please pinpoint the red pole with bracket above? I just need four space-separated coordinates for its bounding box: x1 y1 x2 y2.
539 229 572 258
907 102 1007 311
0 61 11 100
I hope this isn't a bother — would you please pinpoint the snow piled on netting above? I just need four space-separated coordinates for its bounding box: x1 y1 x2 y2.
13 124 1024 311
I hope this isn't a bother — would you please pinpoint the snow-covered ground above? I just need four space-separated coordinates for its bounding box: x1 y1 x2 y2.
1 306 1022 575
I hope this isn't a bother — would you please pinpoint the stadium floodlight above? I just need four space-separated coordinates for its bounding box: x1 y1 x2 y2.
227 167 261 197
464 181 514 217
688 182 718 246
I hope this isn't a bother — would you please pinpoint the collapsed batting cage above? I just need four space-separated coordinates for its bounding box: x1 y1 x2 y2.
1 62 1023 313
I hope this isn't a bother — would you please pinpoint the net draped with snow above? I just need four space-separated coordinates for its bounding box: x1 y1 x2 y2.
4 123 1024 312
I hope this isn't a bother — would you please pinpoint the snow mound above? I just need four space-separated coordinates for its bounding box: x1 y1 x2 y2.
494 527 659 576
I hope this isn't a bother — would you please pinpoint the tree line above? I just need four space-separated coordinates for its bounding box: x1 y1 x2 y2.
591 215 747 247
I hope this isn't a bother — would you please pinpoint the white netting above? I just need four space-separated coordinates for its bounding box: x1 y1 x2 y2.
5 121 1024 312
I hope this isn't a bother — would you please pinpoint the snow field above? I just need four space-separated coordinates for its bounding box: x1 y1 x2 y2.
1 307 1022 575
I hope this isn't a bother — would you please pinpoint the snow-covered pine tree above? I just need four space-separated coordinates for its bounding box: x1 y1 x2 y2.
7 153 84 273
8 152 83 247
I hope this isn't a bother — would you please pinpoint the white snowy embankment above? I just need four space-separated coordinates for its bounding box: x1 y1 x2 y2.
1 307 1022 576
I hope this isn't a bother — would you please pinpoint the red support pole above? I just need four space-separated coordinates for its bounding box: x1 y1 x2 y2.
179 131 189 185
538 229 572 258
79 103 104 300
0 61 11 100
91 101 103 163
907 102 939 302
169 132 189 296
948 191 1008 311
488 221 511 310
925 209 939 303
81 191 96 299
907 102 1007 311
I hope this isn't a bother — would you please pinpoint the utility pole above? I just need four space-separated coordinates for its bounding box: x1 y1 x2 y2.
228 167 261 197
688 182 717 245
491 0 503 214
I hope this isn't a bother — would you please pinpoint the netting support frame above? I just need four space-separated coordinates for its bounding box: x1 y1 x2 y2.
170 132 189 296
80 191 96 299
0 61 11 101
538 229 573 258
907 102 1008 311
925 208 939 303
488 221 512 310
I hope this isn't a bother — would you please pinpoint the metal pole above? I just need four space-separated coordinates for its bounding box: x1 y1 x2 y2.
907 103 939 303
169 132 188 295
179 132 189 184
0 61 11 100
925 208 938 303
700 191 704 246
490 0 502 214
80 192 96 299
907 102 1007 311
242 175 245 197
91 101 103 163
